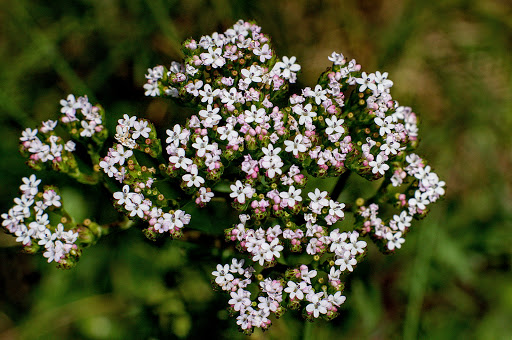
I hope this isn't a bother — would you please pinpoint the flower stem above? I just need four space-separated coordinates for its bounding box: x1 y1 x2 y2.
302 320 313 340
78 218 134 246
68 168 102 185
331 170 351 201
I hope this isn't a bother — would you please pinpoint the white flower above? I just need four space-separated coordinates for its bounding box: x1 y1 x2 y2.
328 52 345 65
60 228 78 245
80 120 96 137
43 241 58 263
325 116 345 136
198 187 214 204
311 85 328 105
294 103 316 126
20 175 40 197
217 123 238 141
328 200 345 219
198 84 220 104
202 47 226 68
229 258 246 275
244 105 266 125
37 229 54 246
408 190 430 212
285 281 307 300
275 56 301 79
132 120 151 139
60 94 82 117
13 196 34 218
43 240 70 263
28 213 50 233
279 186 302 208
64 140 76 152
166 125 189 147
306 292 328 318
111 144 133 166
230 180 253 204
257 296 277 313
284 134 307 156
185 79 203 96
329 229 348 255
199 105 222 127
241 65 263 84
374 116 395 136
253 43 272 62
40 120 58 133
99 156 117 178
328 266 342 282
369 154 389 175
300 266 317 284
261 144 281 160
236 311 252 330
182 166 205 188
145 65 164 81
43 190 61 208
115 125 137 149
20 128 38 142
118 114 137 128
113 185 131 206
212 264 234 286
260 238 283 263
143 80 160 97
229 288 251 312
375 71 393 92
348 231 367 255
160 210 188 231
15 225 33 246
380 136 400 155
393 211 412 231
335 251 357 272
387 231 405 250
169 148 192 169
125 193 150 218
356 72 377 92
328 291 346 307
266 159 284 178
220 87 239 106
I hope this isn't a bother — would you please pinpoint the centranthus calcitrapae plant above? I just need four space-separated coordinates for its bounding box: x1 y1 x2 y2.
2 20 444 334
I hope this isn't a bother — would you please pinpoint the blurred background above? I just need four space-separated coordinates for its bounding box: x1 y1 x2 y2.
0 0 511 339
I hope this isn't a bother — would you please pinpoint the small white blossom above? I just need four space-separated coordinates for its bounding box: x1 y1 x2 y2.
212 264 234 286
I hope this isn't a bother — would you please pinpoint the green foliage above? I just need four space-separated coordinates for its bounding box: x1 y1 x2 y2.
0 0 511 339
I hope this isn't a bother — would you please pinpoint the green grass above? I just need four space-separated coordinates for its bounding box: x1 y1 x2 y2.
0 0 511 339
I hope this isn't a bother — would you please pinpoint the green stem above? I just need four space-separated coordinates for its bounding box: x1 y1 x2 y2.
79 218 134 246
331 170 351 201
67 167 102 185
302 320 313 340
57 207 76 228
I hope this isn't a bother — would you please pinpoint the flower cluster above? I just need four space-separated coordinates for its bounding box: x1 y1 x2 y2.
19 95 107 183
212 256 349 331
111 184 191 238
2 19 445 334
100 114 161 179
1 175 79 266
99 114 190 238
357 152 445 251
139 19 444 332
20 124 76 165
59 94 105 139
